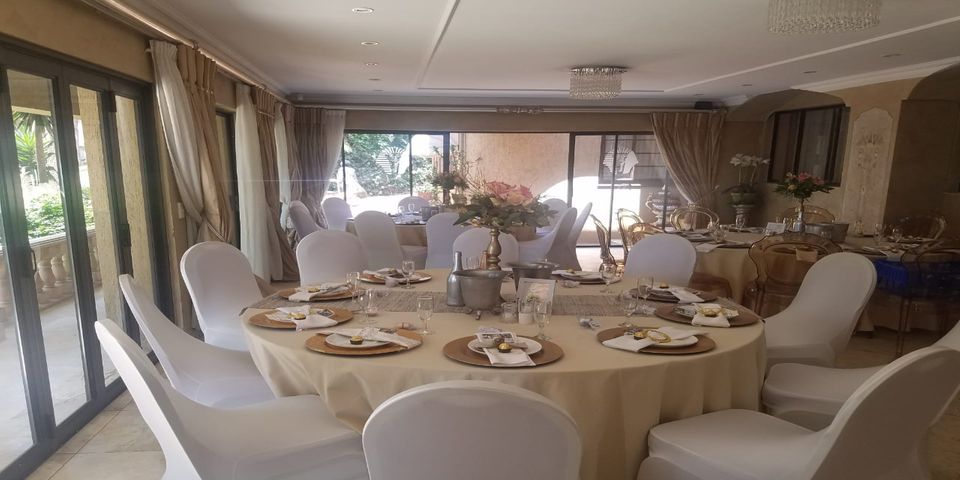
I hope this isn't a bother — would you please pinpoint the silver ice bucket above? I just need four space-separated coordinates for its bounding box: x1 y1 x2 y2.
805 222 849 243
506 261 559 292
453 269 509 319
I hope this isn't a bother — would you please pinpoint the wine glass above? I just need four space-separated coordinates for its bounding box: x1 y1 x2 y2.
619 290 638 324
600 264 618 293
534 300 551 341
874 223 886 246
401 260 416 289
416 295 434 335
636 276 653 312
346 271 361 310
357 289 376 325
734 214 746 231
891 226 904 244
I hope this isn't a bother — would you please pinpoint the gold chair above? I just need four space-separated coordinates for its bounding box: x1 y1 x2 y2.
896 214 947 240
779 205 835 224
669 205 720 232
591 214 620 271
747 232 842 316
617 208 663 258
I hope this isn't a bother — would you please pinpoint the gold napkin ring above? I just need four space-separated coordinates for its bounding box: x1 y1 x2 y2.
643 329 672 344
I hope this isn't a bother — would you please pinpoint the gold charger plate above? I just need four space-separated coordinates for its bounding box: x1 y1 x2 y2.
596 327 716 355
442 335 563 368
360 271 432 284
277 287 355 302
305 329 422 356
654 305 761 327
248 308 353 329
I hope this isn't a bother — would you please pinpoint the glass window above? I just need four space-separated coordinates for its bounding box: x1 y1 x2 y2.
768 105 849 184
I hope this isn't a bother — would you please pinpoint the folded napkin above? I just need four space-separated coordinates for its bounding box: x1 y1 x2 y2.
602 326 705 352
552 270 602 280
362 268 399 279
267 306 338 329
289 282 350 302
690 303 730 328
483 347 536 367
695 243 722 253
669 288 704 303
317 327 421 349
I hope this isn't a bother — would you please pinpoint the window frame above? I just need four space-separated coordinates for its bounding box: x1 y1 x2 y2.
767 104 849 186
338 130 450 204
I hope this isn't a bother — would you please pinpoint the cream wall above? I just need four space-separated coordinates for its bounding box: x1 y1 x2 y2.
460 133 570 197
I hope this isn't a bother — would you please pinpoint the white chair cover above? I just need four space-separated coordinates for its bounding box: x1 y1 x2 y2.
763 319 960 430
119 274 274 407
452 228 520 266
425 212 470 269
354 211 416 270
623 234 696 286
397 196 429 213
637 346 960 480
363 380 581 480
96 319 368 480
321 197 352 231
518 208 577 263
297 230 367 285
180 242 263 351
288 200 321 238
551 203 592 269
543 198 569 230
765 252 877 368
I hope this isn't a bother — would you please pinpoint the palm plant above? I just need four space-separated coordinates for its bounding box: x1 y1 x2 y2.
13 111 58 184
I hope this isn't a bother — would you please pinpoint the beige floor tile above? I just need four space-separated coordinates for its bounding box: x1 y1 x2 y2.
26 453 72 480
104 391 132 412
49 452 163 480
56 411 118 454
78 410 160 454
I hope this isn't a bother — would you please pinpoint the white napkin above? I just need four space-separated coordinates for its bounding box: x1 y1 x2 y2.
483 347 536 367
602 326 705 352
691 303 730 328
695 243 722 253
317 327 421 349
289 282 350 302
669 288 704 303
552 270 602 280
267 306 338 329
362 268 397 279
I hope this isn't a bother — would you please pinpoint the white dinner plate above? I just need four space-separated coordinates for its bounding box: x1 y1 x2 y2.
674 305 740 318
324 334 389 349
646 335 699 348
468 338 543 356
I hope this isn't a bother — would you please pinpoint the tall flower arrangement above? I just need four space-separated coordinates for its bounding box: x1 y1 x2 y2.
454 181 552 230
774 172 834 201
726 154 770 196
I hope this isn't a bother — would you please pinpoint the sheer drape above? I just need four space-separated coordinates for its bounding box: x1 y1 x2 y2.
292 108 346 227
253 88 297 280
274 103 292 230
651 111 727 208
235 83 273 279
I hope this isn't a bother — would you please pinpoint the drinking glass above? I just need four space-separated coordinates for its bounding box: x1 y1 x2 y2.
600 264 618 293
357 289 376 325
874 223 886 246
891 227 904 244
636 276 653 311
401 260 416 289
734 214 746 231
416 295 434 335
619 290 638 323
534 300 551 341
709 222 726 243
346 271 361 310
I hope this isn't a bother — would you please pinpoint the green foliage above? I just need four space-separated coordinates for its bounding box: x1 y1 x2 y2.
13 111 58 184
24 188 95 239
343 133 411 196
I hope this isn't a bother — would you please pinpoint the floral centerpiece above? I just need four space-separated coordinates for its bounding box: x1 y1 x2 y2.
453 181 553 269
724 154 770 205
430 171 469 204
774 172 835 228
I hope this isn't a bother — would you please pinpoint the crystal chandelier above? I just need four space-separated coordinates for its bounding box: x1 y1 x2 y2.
569 66 627 100
768 0 881 34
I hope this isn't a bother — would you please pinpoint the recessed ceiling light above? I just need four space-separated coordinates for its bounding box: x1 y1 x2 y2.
351 7 374 13
364 62 379 67
882 53 902 58
360 41 379 47
693 93 704 97
372 89 384 92
803 70 818 74
369 78 381 81
741 83 753 87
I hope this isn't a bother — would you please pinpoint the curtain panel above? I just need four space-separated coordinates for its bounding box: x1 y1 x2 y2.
651 111 727 208
292 108 346 227
274 103 292 230
253 88 297 280
235 83 274 279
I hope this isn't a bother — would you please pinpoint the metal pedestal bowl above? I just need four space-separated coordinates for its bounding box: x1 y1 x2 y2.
506 261 559 292
453 269 509 319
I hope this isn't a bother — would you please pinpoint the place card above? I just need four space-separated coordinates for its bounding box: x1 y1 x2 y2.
765 222 786 234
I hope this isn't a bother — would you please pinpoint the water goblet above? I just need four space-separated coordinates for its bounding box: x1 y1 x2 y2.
619 290 638 324
636 276 653 312
734 214 746 231
891 227 904 244
346 271 361 310
416 295 434 335
600 264 618 293
534 300 551 341
401 260 416 289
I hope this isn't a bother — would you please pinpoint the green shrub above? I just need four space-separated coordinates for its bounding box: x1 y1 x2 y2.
25 188 96 239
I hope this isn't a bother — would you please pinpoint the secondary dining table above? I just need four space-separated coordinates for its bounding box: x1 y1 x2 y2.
242 270 765 480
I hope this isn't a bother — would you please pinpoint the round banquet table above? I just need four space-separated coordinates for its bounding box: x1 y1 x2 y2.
242 270 765 480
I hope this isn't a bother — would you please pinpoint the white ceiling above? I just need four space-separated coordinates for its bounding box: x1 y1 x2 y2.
140 0 960 107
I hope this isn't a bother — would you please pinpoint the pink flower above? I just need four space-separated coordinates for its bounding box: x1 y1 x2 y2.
505 190 527 206
484 181 513 199
796 173 810 181
814 178 825 185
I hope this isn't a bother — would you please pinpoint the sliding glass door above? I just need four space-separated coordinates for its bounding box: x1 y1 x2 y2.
0 45 161 479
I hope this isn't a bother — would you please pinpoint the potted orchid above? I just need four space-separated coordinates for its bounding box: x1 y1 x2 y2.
724 154 770 205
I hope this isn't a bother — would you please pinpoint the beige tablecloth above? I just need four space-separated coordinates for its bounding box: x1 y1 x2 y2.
345 221 428 246
243 270 766 480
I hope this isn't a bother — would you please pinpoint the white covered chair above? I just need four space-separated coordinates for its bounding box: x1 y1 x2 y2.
95 319 368 480
297 230 367 285
636 346 960 480
321 196 352 231
452 228 520 266
763 320 960 431
397 196 429 213
542 198 569 230
424 212 470 269
518 208 576 263
363 380 581 480
288 200 320 238
354 211 428 269
180 242 262 351
623 234 696 286
765 252 877 369
119 274 274 408
552 202 592 270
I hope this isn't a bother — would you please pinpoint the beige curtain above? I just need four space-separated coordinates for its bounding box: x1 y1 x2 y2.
253 88 298 280
176 44 234 243
282 104 302 246
651 111 727 208
292 108 346 227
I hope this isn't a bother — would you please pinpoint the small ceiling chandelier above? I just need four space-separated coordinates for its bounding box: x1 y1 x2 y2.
768 0 881 34
569 66 628 100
